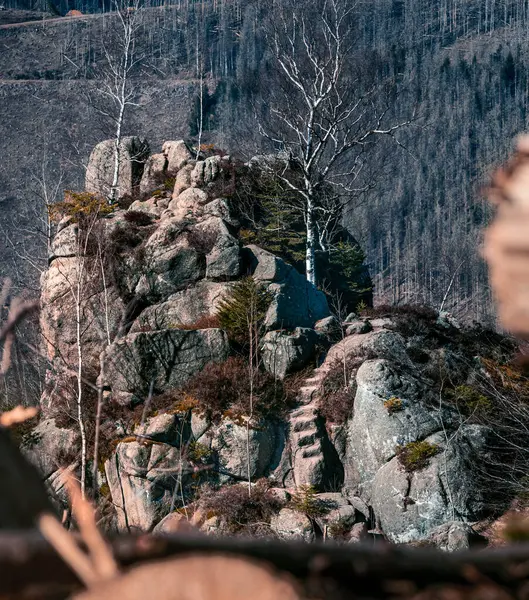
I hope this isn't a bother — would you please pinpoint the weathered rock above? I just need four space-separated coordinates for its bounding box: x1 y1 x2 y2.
139 153 167 195
344 358 444 496
152 512 189 534
128 197 165 218
358 330 414 366
167 186 209 220
190 411 211 441
270 508 315 542
134 413 184 443
40 257 79 305
21 418 79 480
343 493 371 522
247 152 291 173
172 163 194 198
85 137 150 199
207 418 277 482
102 328 230 405
314 316 342 342
370 427 492 544
105 436 189 532
49 223 78 260
130 281 233 332
191 155 224 188
313 493 357 538
194 215 241 280
206 244 241 280
162 140 193 173
137 218 206 299
346 320 373 336
40 262 125 368
204 198 239 227
348 522 369 543
426 521 486 552
244 245 330 330
261 328 320 379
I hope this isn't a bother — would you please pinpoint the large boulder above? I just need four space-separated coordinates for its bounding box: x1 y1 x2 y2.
204 198 239 227
167 187 209 220
136 218 206 299
270 508 315 542
370 427 492 544
193 215 241 280
105 416 189 532
243 245 330 330
312 493 357 539
139 153 167 195
344 357 445 496
85 137 150 199
102 328 230 405
162 140 193 173
425 521 486 552
261 327 321 379
208 418 278 482
130 281 233 332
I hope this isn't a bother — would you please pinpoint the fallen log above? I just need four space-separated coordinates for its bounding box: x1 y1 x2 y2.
2 530 529 599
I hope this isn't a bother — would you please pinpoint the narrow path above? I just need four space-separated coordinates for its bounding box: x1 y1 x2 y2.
288 322 389 488
288 336 352 488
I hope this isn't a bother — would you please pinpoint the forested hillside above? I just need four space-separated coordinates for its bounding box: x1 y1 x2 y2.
2 0 529 322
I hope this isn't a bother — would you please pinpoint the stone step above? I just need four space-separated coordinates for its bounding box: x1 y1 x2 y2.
301 443 323 459
291 418 316 433
290 406 316 419
295 431 318 447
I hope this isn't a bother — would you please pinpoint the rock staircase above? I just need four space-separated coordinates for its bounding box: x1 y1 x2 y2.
288 341 347 489
288 325 388 489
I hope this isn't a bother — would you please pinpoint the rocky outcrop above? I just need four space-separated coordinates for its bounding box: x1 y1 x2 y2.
245 245 330 330
210 418 278 482
370 427 491 544
344 353 443 496
129 281 233 332
102 328 230 406
270 508 315 542
261 328 321 380
105 414 189 532
85 136 150 199
34 139 518 549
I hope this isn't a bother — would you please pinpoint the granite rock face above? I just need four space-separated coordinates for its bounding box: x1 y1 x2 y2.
261 327 321 379
102 328 230 405
34 141 516 546
85 136 150 199
244 245 330 330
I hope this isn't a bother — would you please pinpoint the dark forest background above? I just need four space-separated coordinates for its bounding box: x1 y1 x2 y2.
2 0 529 325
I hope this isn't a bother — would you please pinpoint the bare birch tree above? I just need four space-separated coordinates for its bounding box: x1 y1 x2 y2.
94 0 146 203
260 0 413 286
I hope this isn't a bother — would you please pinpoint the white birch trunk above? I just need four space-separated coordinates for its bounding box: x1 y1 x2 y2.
305 198 317 286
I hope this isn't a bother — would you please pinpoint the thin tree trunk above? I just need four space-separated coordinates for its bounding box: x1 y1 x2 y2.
75 282 87 499
109 102 125 203
305 200 317 285
246 304 255 498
